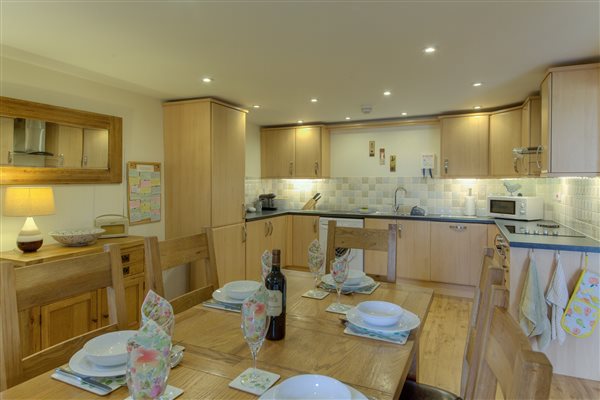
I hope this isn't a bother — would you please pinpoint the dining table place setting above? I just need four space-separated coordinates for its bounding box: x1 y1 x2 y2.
203 280 262 313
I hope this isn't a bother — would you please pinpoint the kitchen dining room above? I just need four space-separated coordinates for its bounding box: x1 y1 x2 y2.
1 1 599 399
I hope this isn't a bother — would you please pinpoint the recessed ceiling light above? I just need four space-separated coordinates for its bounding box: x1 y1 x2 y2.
345 116 351 120
202 77 213 83
423 46 436 54
297 120 303 124
252 105 261 109
383 91 392 96
310 98 318 103
401 112 408 116
472 82 483 87
473 105 482 110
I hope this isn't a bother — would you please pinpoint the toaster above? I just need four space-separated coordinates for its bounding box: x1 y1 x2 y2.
94 214 129 238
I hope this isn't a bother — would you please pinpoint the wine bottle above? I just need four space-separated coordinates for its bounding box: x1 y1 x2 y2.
265 249 286 340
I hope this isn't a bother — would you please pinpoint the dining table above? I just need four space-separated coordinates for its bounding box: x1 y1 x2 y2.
1 269 433 400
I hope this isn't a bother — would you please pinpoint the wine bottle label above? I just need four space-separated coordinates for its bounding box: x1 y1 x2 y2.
267 289 283 317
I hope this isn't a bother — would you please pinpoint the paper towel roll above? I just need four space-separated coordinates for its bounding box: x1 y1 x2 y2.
464 196 476 216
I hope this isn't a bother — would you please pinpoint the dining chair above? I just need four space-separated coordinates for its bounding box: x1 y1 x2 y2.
0 244 128 390
144 231 218 314
399 249 505 400
325 220 397 282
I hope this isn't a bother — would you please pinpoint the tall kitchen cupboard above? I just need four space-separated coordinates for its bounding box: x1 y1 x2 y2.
540 63 599 175
439 114 490 177
163 99 247 285
489 108 521 177
261 125 330 178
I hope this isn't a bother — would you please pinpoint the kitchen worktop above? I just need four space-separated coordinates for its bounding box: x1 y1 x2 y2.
246 209 600 253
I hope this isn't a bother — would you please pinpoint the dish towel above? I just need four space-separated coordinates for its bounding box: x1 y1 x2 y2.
545 253 569 344
519 253 551 350
561 254 600 338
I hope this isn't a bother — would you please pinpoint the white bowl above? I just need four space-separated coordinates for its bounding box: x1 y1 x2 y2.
49 228 105 247
83 330 137 367
223 280 261 300
274 375 351 400
345 269 365 285
355 301 404 327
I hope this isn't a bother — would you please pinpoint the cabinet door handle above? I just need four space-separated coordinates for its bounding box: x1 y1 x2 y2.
314 161 319 176
264 221 270 237
313 219 318 233
91 318 98 323
268 221 274 236
449 225 467 231
242 225 247 243
122 266 130 276
7 151 12 164
242 203 246 219
444 159 449 174
513 157 519 173
397 224 402 239
121 254 130 263
289 161 294 176
102 313 109 319
82 155 88 167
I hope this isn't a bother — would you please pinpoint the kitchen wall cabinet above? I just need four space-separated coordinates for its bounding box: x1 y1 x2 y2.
520 97 542 176
290 215 320 270
260 125 330 178
430 222 487 286
540 63 599 175
245 216 288 280
82 128 109 169
489 108 521 177
0 237 145 357
396 220 431 281
45 124 83 168
440 114 489 177
212 223 246 284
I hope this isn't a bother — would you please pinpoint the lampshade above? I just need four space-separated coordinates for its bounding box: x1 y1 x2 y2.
3 187 56 217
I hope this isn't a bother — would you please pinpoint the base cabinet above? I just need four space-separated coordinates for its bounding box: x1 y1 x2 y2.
290 215 319 269
245 216 287 280
396 220 431 281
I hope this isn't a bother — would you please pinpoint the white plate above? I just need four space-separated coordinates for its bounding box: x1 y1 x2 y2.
69 349 126 377
346 307 420 334
322 274 375 289
212 288 244 305
260 383 367 399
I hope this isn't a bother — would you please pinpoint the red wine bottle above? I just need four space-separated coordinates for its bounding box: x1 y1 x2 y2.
266 249 286 340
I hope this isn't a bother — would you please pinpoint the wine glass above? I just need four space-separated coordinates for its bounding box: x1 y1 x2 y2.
240 294 271 386
330 258 350 312
307 252 325 296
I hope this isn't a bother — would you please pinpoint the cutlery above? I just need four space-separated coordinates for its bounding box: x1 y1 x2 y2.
55 368 114 393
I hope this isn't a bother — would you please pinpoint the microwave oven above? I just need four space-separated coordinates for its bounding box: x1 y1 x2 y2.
487 196 543 221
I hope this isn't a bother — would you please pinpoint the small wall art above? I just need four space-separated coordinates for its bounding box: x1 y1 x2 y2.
390 155 396 172
369 140 375 157
127 161 161 225
379 148 385 165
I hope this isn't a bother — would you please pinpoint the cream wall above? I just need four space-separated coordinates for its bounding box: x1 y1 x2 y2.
0 57 185 297
330 124 440 177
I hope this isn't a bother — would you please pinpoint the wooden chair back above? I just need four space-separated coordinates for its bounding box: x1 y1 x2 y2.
326 220 397 282
144 231 218 314
0 244 128 390
461 248 505 399
471 285 553 400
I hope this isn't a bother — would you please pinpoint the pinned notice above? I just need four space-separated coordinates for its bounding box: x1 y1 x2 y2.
127 161 161 225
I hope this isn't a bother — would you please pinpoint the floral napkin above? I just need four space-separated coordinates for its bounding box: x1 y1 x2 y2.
242 285 269 342
307 239 325 273
141 290 174 337
261 250 272 283
126 319 172 400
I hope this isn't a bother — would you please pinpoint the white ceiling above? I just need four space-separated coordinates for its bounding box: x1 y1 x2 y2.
1 0 598 126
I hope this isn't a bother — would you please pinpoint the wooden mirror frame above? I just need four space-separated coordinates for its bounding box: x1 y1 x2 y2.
0 97 122 185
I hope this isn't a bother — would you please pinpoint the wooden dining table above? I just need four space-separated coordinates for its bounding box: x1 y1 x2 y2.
1 270 433 400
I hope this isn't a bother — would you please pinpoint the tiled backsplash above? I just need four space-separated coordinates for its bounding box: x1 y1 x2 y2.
246 176 600 240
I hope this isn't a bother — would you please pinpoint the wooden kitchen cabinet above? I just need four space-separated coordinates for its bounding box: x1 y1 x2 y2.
82 128 109 169
290 215 320 269
212 223 246 284
440 114 489 177
245 216 287 280
430 222 487 286
1 236 145 357
45 123 83 168
261 125 330 178
396 220 431 281
540 63 599 175
489 108 521 177
520 96 542 176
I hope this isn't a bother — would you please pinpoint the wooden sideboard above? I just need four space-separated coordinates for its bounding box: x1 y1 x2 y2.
0 236 145 357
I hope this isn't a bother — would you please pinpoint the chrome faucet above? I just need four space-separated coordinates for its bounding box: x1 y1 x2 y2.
393 186 407 213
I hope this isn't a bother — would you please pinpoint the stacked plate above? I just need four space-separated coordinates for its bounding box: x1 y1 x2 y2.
345 301 420 343
260 374 367 399
212 280 261 309
69 330 137 377
321 272 376 292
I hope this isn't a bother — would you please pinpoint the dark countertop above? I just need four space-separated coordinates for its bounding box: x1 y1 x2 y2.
245 208 600 253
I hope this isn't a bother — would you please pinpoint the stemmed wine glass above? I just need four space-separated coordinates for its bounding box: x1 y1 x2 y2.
330 258 350 312
307 252 325 296
240 290 271 386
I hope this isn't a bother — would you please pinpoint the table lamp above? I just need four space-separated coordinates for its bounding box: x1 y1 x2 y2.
3 187 55 252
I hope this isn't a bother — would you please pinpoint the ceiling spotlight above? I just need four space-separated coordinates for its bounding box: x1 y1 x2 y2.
252 105 261 109
310 98 318 103
423 46 436 54
472 82 482 87
297 120 303 124
345 116 351 120
401 112 408 116
473 105 482 110
202 77 213 83
383 91 392 96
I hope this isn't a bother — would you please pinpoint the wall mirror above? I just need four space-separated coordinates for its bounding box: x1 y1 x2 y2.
0 97 122 184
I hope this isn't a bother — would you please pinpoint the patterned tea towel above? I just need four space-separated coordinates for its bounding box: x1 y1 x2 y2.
561 257 600 338
545 253 569 344
519 253 551 350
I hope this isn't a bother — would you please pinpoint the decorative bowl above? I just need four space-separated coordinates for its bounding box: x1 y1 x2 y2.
49 228 105 247
345 269 365 285
223 280 261 300
83 330 137 366
274 374 351 399
356 301 404 327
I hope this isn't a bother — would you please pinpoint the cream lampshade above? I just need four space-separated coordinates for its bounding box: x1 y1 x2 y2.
3 187 55 252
